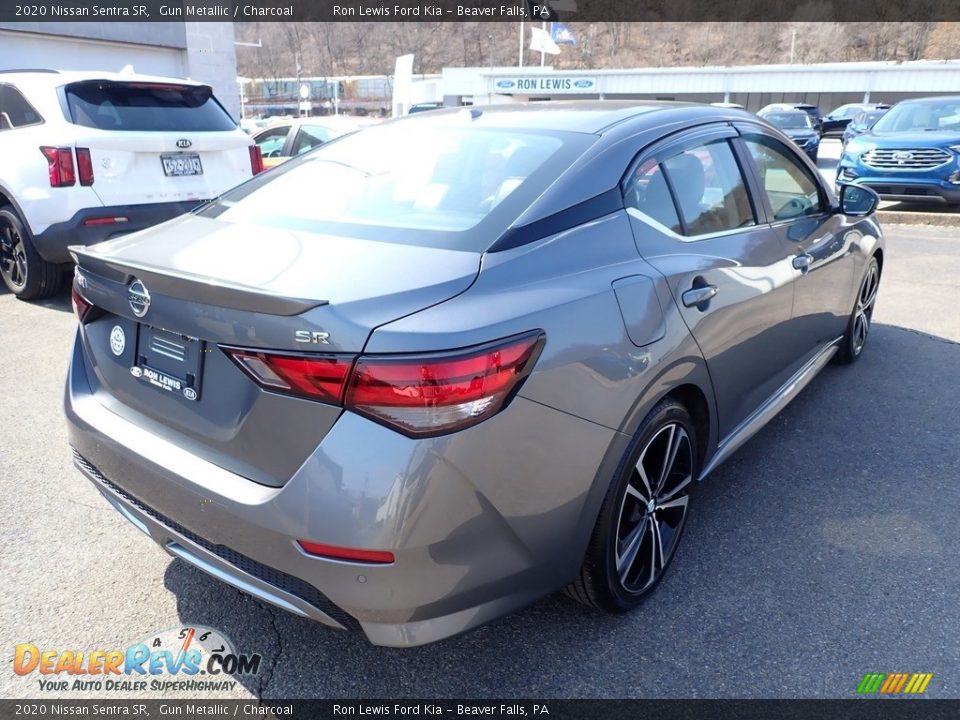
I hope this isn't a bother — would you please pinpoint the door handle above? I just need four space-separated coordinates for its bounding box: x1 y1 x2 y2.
681 285 718 309
792 254 813 271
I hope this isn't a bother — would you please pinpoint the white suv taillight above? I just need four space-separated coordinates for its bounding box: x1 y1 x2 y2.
75 148 95 186
226 331 545 438
40 146 75 187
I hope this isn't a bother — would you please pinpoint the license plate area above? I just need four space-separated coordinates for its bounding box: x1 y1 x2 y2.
132 325 204 401
161 153 203 177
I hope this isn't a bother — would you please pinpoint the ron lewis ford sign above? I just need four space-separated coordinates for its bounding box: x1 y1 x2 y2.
494 77 598 94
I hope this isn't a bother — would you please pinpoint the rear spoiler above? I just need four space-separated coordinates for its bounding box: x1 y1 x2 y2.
70 245 327 317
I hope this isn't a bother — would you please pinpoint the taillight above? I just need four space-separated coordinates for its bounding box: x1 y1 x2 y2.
227 350 353 404
40 146 75 187
248 144 264 175
76 148 95 186
71 286 92 323
346 332 545 437
226 332 544 437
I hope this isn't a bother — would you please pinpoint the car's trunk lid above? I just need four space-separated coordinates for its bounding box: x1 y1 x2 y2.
71 214 481 486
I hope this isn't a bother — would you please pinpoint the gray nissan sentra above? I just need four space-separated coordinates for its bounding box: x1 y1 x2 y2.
65 102 884 647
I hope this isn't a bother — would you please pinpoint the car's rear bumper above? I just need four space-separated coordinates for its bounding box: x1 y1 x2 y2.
33 201 203 263
64 331 623 647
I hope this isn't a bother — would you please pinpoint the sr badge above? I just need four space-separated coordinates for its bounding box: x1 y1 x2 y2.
109 326 126 356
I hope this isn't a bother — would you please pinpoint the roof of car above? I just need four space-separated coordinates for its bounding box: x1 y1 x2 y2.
389 100 757 135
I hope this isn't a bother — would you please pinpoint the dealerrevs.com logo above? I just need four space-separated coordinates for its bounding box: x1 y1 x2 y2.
14 626 261 693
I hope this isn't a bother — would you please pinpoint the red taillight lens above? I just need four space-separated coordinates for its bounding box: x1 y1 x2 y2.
248 144 264 175
296 540 395 565
71 286 92 323
225 332 544 437
227 350 352 404
41 146 76 187
346 331 545 437
76 148 94 186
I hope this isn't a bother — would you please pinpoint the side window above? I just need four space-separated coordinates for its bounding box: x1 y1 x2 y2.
292 125 334 155
0 85 43 130
254 126 291 157
742 135 824 221
662 140 755 236
625 159 681 233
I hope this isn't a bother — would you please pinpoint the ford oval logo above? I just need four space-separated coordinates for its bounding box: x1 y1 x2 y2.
176 138 192 149
496 80 515 89
128 279 151 318
574 80 594 88
892 151 913 162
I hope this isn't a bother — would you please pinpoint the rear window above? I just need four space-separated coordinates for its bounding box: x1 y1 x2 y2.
65 81 236 132
200 121 590 250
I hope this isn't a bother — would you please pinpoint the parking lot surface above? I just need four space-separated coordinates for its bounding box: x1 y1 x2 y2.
1 224 958 699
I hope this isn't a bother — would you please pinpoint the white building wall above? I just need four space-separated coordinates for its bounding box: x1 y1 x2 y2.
0 29 185 77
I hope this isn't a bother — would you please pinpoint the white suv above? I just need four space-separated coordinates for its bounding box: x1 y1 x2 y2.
0 69 263 299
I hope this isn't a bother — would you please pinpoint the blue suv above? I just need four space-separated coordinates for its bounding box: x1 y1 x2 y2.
837 96 960 205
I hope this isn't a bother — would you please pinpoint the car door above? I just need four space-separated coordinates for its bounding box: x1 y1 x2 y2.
624 125 799 439
290 124 337 157
252 124 292 169
736 128 854 366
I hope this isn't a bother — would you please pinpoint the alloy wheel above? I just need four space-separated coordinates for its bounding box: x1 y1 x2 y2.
614 423 693 594
852 262 879 356
0 216 28 289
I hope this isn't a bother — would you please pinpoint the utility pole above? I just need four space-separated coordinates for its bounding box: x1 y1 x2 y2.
789 29 796 64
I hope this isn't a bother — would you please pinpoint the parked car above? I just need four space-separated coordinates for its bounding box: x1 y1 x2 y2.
841 108 889 148
66 102 883 647
252 118 370 169
837 95 960 205
761 110 821 161
822 103 890 137
758 103 825 134
407 101 444 114
0 69 261 300
239 117 269 135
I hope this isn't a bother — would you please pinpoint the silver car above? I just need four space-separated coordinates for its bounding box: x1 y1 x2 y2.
65 102 884 647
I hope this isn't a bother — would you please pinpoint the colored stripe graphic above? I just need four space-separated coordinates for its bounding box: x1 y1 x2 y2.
858 672 933 694
857 673 885 693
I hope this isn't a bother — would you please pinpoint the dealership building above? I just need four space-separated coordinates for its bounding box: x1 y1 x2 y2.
0 22 240 118
437 60 960 111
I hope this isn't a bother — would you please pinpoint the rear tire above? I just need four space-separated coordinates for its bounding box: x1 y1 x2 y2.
566 397 697 613
0 205 62 300
836 256 880 365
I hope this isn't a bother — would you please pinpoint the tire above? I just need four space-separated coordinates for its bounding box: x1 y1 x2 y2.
835 256 880 365
566 397 697 613
0 205 62 300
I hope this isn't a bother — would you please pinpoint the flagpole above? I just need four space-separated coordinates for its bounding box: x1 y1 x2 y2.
540 21 546 67
519 21 524 68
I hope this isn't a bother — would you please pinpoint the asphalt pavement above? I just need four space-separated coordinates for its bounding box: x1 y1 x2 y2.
1 224 958 700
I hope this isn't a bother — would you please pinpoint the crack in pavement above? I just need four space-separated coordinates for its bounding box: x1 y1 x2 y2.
253 599 284 699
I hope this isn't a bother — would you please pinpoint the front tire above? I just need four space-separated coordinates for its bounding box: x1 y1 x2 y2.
836 256 880 364
0 205 62 300
566 397 697 613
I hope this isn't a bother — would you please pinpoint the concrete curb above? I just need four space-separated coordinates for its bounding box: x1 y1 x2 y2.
878 211 960 228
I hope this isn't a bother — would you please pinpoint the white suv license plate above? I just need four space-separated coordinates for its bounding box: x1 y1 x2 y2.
161 154 203 177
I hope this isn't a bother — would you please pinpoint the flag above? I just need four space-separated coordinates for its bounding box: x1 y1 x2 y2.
550 23 577 45
530 26 561 55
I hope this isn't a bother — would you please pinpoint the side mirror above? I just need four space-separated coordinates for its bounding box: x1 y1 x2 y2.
839 184 879 217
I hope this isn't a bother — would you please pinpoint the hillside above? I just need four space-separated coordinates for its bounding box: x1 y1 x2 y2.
235 22 960 80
